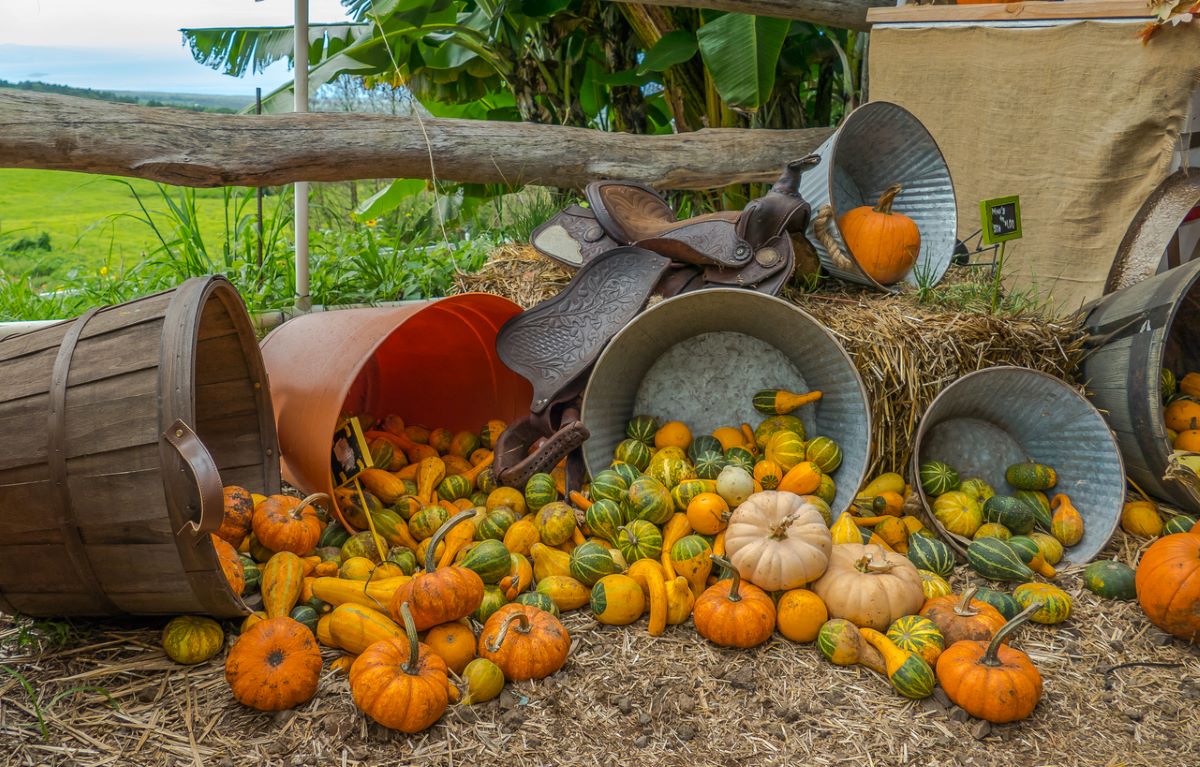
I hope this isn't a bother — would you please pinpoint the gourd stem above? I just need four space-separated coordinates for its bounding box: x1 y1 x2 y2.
399 601 421 676
873 184 903 215
709 555 741 602
425 510 476 572
855 551 894 574
293 492 331 520
953 586 981 617
486 611 531 653
981 602 1042 667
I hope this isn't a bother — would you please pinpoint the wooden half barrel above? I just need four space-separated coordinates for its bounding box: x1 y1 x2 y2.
911 367 1125 564
1083 258 1200 511
580 289 871 522
0 276 278 618
260 294 531 531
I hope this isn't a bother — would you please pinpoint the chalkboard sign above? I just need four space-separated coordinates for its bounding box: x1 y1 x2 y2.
331 416 373 487
979 195 1022 245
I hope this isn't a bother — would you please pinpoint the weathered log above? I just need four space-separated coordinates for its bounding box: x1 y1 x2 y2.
604 0 888 31
0 90 832 190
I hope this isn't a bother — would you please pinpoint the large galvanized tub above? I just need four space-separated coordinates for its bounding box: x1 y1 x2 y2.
261 294 532 531
579 289 871 521
1083 258 1200 511
911 367 1124 564
798 101 957 291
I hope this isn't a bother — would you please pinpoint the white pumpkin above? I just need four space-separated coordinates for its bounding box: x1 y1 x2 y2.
723 491 832 591
810 543 924 631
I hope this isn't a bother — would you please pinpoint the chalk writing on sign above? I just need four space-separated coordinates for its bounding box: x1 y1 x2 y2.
979 195 1022 245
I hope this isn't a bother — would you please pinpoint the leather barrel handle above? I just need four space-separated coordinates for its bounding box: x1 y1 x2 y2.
163 419 224 542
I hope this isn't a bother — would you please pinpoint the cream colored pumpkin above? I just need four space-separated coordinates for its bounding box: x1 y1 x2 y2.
723 491 832 591
810 543 924 631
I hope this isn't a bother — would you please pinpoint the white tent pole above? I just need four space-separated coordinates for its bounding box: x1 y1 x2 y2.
294 0 311 311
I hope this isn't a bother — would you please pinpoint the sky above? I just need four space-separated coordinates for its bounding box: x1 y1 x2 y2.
0 0 354 95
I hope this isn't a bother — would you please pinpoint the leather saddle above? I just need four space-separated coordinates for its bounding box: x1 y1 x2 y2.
493 155 823 491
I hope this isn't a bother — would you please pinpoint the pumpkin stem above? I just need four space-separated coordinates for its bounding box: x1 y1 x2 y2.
769 512 800 539
425 510 477 572
981 602 1042 667
294 492 331 520
398 601 421 675
873 184 903 215
709 555 741 602
486 610 532 653
854 551 894 574
953 586 981 617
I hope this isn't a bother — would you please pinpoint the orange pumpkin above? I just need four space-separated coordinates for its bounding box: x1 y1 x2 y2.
350 602 449 733
225 617 322 711
936 603 1043 723
477 603 571 681
837 184 920 285
212 534 245 596
1136 532 1200 641
391 511 485 631
217 486 255 548
425 621 477 675
693 555 776 648
919 586 1007 645
252 493 327 555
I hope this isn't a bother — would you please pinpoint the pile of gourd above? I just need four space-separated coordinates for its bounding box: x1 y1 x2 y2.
1162 368 1200 453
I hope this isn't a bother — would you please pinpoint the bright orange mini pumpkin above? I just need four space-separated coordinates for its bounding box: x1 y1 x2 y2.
693 555 777 648
936 603 1044 723
477 603 571 681
837 184 921 285
1136 532 1200 641
391 511 485 631
919 586 1006 645
217 486 255 548
350 602 449 733
424 621 477 675
225 616 322 711
252 493 328 555
212 534 245 596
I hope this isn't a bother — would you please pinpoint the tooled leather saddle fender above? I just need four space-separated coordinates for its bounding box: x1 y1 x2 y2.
493 155 823 491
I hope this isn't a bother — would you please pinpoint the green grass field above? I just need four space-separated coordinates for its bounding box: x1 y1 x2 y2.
0 169 235 285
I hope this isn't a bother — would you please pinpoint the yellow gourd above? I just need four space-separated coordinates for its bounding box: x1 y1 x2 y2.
503 517 540 556
874 517 910 554
830 513 861 545
530 542 572 581
665 576 695 625
858 473 906 499
659 513 693 578
626 559 669 636
535 574 591 611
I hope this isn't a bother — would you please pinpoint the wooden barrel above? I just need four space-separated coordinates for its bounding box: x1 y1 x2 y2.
1083 259 1200 511
0 276 279 617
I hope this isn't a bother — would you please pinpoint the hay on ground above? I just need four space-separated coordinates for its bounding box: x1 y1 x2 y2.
453 245 1084 475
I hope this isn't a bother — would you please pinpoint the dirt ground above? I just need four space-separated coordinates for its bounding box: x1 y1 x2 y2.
1 532 1199 767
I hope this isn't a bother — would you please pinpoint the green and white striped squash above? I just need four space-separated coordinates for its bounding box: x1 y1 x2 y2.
966 538 1034 582
569 541 619 586
614 438 653 471
524 472 559 513
919 461 960 496
906 534 955 578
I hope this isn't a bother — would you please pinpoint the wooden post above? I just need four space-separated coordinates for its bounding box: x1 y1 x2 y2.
0 90 833 190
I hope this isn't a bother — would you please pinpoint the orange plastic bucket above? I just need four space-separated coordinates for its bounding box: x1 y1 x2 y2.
260 294 531 528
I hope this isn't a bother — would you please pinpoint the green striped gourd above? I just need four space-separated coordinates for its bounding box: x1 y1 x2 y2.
693 451 726 480
372 508 417 549
1013 490 1052 531
476 466 497 495
982 495 1035 535
689 436 724 462
958 478 995 503
240 556 261 592
805 437 842 473
815 475 837 506
973 523 1012 541
919 461 959 496
460 539 513 584
1164 514 1198 535
470 491 489 507
918 569 952 600
1005 462 1057 491
972 587 1021 620
516 591 560 616
408 504 450 542
614 438 653 471
472 585 509 623
318 521 351 549
1082 560 1136 600
966 538 1034 582
671 479 716 512
723 447 755 474
626 415 659 445
754 415 806 451
625 477 674 525
906 534 955 578
1162 367 1177 401
860 628 936 700
609 462 641 486
437 474 473 502
886 615 945 666
1013 582 1071 624
764 431 806 471
646 449 695 489
386 546 418 575
289 604 320 635
524 472 559 513
534 502 577 546
1029 532 1063 565
341 530 389 563
585 499 625 545
475 506 518 541
590 470 629 505
616 520 663 563
568 541 619 586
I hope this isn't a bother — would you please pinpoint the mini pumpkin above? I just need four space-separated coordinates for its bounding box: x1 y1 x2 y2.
225 617 322 711
936 603 1043 723
776 588 827 643
810 543 924 631
723 491 832 591
693 555 777 648
461 657 505 705
477 603 571 681
919 586 1006 645
217 486 255 547
252 493 328 556
424 621 477 675
350 602 449 733
162 615 224 665
1013 582 1072 625
391 511 485 631
837 183 920 285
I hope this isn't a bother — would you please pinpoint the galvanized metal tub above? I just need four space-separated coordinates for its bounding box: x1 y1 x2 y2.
911 367 1124 564
1083 258 1200 511
798 100 957 291
580 289 871 521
